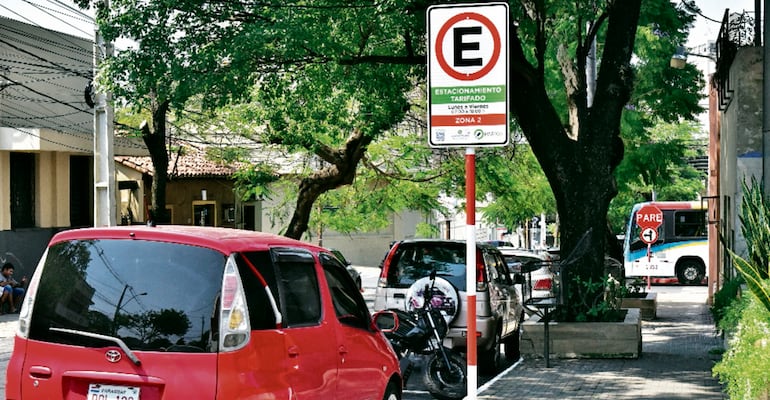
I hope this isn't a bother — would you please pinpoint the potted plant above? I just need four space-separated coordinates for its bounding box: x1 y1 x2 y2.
521 273 642 359
620 277 657 320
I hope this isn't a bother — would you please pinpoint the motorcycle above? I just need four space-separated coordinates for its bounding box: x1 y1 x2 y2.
374 270 467 400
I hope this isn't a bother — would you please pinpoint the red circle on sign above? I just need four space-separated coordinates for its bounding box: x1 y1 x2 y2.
639 227 658 244
435 12 501 81
636 205 663 230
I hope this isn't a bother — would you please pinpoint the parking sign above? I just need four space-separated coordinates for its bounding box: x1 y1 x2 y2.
427 3 509 147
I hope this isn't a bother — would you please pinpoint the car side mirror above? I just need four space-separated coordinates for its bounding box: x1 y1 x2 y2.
372 310 399 332
512 273 525 285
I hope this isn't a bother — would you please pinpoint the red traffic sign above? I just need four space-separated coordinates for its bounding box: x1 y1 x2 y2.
639 227 659 244
636 205 663 230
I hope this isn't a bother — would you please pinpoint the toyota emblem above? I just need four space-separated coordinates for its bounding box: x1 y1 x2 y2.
105 350 122 363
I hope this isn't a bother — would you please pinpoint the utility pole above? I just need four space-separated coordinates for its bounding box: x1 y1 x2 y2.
94 0 116 227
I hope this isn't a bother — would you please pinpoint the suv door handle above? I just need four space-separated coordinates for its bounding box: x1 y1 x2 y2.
287 345 300 358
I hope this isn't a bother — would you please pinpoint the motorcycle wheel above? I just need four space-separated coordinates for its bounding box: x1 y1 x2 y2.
422 349 467 400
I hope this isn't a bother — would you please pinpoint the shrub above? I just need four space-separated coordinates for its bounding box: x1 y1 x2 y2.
713 179 770 398
713 293 770 399
710 277 743 331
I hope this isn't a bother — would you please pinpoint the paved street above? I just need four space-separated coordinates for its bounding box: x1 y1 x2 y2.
0 272 726 400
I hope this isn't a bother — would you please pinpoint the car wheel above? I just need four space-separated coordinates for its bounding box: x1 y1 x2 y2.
504 326 521 361
478 330 501 374
382 381 401 400
677 260 704 285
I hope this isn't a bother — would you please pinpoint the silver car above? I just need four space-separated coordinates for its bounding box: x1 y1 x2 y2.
497 247 555 311
373 239 523 374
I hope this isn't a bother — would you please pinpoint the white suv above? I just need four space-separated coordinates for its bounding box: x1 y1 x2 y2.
373 239 523 374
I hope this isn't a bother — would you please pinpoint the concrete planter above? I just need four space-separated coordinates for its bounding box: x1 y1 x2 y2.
621 291 657 320
521 308 642 359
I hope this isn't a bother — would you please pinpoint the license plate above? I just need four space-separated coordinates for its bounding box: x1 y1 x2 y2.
88 383 140 400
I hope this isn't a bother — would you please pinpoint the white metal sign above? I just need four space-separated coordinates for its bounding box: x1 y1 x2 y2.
427 3 509 147
639 227 659 244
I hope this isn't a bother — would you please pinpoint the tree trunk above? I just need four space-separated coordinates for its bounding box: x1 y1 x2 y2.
508 1 642 320
142 100 170 224
284 130 372 240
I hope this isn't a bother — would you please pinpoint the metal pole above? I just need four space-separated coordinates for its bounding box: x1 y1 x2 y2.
112 284 128 335
94 0 116 227
465 147 477 400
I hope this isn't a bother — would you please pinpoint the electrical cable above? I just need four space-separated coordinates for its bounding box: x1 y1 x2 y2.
21 0 93 38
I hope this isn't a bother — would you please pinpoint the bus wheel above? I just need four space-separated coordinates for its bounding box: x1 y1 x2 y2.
677 260 704 285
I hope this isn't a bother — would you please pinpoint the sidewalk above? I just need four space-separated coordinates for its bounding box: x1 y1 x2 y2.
478 286 727 399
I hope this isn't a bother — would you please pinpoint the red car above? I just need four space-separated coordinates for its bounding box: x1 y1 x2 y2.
7 225 401 399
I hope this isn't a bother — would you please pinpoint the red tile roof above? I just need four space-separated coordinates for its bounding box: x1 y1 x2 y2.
115 144 243 178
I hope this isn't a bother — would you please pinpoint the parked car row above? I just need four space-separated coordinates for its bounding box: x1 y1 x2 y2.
8 225 558 399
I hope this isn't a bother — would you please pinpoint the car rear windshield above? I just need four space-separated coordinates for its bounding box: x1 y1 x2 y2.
386 242 466 290
29 239 226 353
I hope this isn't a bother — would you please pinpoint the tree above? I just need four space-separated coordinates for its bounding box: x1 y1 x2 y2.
505 1 700 319
82 0 701 320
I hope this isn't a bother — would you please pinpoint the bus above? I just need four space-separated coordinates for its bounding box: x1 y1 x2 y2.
623 201 708 285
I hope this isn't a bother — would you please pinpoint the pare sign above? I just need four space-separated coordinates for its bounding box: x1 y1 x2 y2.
636 205 663 230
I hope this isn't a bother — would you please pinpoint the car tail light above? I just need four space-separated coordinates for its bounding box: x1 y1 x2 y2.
378 244 399 288
18 249 47 339
476 252 487 291
220 254 250 352
533 278 553 291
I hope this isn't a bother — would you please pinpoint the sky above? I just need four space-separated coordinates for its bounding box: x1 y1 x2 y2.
0 0 94 39
688 0 756 48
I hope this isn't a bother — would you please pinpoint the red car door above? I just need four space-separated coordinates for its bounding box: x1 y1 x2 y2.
271 249 339 398
321 254 396 400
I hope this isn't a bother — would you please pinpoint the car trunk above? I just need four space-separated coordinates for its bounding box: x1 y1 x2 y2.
19 340 217 399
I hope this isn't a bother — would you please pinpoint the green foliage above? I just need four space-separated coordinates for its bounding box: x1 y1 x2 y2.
556 274 628 323
713 294 770 399
415 223 439 238
716 284 750 336
476 144 556 228
729 179 770 314
83 0 702 257
713 179 770 399
609 120 706 233
711 277 745 331
232 164 280 202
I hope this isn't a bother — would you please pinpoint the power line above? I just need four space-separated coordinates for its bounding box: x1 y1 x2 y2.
0 35 92 78
21 0 93 38
49 0 94 22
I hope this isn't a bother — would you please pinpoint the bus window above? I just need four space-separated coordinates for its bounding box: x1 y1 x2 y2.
674 210 706 238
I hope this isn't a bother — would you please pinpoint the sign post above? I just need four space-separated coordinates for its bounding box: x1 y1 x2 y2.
428 4 508 399
635 205 663 290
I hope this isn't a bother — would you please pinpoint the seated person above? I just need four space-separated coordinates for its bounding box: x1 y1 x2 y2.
0 263 27 314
